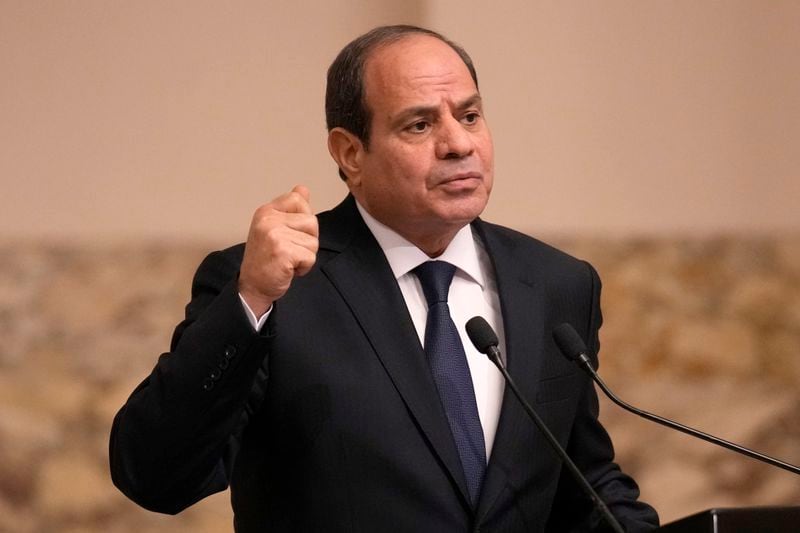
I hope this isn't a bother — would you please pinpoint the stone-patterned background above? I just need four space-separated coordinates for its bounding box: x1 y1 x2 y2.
1 237 799 531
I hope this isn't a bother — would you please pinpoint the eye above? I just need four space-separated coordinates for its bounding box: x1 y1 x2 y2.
407 120 430 133
462 112 480 125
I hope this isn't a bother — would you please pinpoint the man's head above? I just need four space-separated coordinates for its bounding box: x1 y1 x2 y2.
326 26 494 256
326 25 478 167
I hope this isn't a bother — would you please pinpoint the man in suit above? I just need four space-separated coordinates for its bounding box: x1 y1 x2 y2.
110 25 659 531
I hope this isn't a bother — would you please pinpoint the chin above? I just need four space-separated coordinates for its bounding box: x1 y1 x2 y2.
439 198 488 225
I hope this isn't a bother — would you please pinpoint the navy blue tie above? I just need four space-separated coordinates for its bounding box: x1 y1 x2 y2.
414 260 486 505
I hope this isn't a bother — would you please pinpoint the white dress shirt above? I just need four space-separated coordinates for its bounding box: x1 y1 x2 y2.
355 203 506 459
240 201 507 459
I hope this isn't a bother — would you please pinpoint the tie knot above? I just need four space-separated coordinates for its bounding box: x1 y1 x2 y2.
413 261 456 307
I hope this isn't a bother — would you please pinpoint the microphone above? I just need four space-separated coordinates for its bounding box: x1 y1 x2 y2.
465 317 624 533
552 322 800 476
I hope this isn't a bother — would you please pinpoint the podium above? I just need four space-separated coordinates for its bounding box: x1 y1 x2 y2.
658 506 800 532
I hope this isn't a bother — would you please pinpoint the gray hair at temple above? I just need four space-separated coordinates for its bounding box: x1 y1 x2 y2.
325 24 479 181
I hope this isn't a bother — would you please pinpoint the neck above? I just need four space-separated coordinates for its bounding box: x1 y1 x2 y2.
352 198 468 258
407 230 459 258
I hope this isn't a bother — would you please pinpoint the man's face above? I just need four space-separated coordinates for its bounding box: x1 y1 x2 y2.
346 34 494 253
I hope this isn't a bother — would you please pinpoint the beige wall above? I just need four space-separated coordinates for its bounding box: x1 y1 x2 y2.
1 0 423 244
429 0 800 237
2 1 799 244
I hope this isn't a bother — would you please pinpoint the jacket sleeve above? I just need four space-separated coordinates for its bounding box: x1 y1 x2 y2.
109 248 271 514
547 262 660 532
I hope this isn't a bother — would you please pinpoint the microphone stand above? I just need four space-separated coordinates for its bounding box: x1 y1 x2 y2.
485 349 625 533
572 352 800 476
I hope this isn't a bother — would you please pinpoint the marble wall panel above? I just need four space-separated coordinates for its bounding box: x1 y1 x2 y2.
1 237 798 530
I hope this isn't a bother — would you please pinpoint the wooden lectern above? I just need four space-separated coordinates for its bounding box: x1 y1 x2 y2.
658 506 800 532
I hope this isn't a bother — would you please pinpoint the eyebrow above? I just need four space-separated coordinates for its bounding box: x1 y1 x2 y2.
392 94 483 127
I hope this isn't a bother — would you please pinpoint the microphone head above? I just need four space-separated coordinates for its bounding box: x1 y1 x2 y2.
466 316 498 354
552 323 588 362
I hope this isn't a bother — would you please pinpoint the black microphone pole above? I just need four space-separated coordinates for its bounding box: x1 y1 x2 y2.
553 322 800 476
466 317 624 533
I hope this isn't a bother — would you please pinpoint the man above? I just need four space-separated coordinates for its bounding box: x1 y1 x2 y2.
110 25 659 532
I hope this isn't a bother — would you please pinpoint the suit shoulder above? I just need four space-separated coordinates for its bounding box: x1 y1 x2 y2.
476 220 595 276
190 243 246 294
197 243 245 272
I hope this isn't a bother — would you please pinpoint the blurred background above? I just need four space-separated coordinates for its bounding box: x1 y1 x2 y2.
1 1 799 530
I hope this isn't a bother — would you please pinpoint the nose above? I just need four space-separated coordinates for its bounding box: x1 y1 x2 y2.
435 116 474 160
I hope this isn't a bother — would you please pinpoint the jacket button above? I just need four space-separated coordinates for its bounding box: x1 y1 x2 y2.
202 378 215 391
209 368 222 381
224 345 237 360
217 357 230 370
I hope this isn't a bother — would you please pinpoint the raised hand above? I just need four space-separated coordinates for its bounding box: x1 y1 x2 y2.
238 185 319 317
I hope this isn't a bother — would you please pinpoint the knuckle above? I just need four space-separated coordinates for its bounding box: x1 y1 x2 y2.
252 204 275 220
270 238 290 257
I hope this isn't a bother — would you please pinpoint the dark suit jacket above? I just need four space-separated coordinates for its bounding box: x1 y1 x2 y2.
110 195 658 532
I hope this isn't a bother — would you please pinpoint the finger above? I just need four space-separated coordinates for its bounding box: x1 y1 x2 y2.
292 247 318 277
254 211 317 238
264 238 316 278
282 212 318 237
272 185 312 215
291 184 310 203
252 224 317 262
267 193 311 216
287 228 319 254
276 228 318 270
250 205 318 238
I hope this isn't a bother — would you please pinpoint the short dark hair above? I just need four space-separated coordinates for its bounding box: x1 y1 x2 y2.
325 25 479 181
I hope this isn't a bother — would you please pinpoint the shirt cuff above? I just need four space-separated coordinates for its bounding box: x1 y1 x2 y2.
238 293 272 331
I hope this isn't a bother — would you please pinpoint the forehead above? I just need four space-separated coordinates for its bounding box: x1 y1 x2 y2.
363 35 477 111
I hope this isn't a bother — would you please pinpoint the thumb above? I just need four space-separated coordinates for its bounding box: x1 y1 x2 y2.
292 184 311 203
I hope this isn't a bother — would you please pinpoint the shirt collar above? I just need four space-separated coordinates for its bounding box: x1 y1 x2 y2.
355 200 485 288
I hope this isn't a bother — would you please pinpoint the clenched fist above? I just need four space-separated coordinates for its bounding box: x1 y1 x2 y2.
238 185 319 317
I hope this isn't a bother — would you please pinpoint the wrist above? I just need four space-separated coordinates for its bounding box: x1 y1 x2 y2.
237 285 274 318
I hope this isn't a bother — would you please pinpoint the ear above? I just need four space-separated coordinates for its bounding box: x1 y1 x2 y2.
327 127 365 186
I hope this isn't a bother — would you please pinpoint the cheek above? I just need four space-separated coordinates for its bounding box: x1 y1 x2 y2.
389 145 427 173
483 175 494 196
381 158 431 197
365 140 436 194
479 137 495 169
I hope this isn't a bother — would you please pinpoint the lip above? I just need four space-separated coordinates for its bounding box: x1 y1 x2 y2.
436 172 482 186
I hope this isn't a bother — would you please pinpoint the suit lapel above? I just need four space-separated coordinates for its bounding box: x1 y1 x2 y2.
318 197 472 508
472 221 549 520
